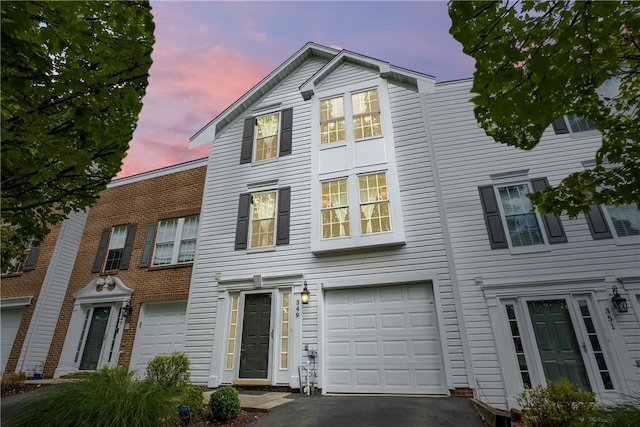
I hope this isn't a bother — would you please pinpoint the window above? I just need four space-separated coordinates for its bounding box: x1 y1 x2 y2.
93 224 137 273
280 293 289 369
359 173 390 234
552 115 597 135
152 215 199 266
319 88 382 145
605 203 640 237
104 225 128 271
1 238 39 275
497 183 544 247
235 187 290 250
240 108 293 164
478 178 566 250
321 179 350 238
505 304 531 388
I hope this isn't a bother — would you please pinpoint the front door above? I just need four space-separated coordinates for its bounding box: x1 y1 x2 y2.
239 293 271 379
79 306 112 370
527 299 591 391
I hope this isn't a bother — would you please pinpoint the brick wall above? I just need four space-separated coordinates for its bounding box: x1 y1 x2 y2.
44 163 207 377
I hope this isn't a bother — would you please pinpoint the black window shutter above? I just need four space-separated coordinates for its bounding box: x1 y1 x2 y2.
279 108 293 157
235 193 251 250
119 223 137 270
276 187 291 245
551 117 569 134
530 178 567 244
478 185 508 249
92 228 111 273
139 222 157 268
585 204 613 239
23 246 40 271
240 117 254 164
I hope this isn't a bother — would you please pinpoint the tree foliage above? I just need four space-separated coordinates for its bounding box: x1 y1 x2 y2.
449 1 639 218
1 1 154 267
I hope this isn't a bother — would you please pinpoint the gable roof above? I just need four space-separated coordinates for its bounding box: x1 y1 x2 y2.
189 42 437 148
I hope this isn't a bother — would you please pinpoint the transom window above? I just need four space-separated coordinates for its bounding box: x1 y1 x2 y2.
152 215 199 266
359 173 390 234
250 192 277 247
104 225 128 271
321 179 350 238
605 203 640 237
319 88 382 144
497 183 544 247
254 113 280 161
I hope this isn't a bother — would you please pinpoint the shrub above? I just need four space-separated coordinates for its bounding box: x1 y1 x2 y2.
8 365 177 427
145 351 190 389
208 386 241 421
579 393 640 427
1 371 27 388
180 384 204 411
516 378 596 427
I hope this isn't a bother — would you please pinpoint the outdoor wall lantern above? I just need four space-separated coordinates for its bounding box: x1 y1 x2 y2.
301 281 310 305
611 285 628 313
122 299 133 317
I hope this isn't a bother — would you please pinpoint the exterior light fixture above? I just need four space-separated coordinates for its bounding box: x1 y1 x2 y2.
611 285 628 313
122 299 133 317
301 281 310 305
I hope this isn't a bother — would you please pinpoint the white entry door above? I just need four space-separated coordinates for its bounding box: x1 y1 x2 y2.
1 307 24 372
129 301 187 375
324 284 446 394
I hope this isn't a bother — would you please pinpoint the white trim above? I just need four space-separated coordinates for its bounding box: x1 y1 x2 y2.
1 296 32 309
108 158 207 188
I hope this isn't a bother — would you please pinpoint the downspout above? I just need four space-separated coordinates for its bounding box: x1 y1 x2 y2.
418 87 477 392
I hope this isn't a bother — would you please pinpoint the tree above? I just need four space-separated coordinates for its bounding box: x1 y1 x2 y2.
449 1 639 218
1 1 154 269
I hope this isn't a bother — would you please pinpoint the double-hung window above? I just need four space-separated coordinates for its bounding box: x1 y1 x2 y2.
152 215 199 266
359 173 390 234
235 187 291 250
320 89 382 144
552 115 598 136
93 224 137 273
240 108 293 164
604 203 640 237
478 177 567 251
321 179 350 238
1 237 39 275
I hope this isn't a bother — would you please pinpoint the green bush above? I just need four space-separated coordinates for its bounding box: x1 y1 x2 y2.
145 351 190 389
8 365 177 427
1 371 27 388
180 383 204 411
516 378 596 427
208 386 241 421
579 393 640 427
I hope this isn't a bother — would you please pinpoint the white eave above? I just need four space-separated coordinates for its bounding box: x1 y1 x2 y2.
189 42 340 149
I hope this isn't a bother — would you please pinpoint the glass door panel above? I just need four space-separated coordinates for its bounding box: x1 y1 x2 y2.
79 306 111 370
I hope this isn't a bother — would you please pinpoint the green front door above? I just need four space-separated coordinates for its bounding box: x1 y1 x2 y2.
80 306 111 370
527 300 591 391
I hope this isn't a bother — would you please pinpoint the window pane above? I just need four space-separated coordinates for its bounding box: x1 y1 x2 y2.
109 225 128 249
359 173 391 234
255 113 280 161
605 203 640 237
322 179 350 238
567 115 597 133
250 192 276 247
498 184 544 247
352 90 382 140
320 97 345 144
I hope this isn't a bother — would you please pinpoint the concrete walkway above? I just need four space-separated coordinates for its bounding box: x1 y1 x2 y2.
204 389 294 411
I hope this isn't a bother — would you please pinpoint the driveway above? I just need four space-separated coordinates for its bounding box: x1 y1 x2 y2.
251 394 486 427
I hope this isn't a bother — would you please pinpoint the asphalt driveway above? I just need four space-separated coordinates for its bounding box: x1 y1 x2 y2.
252 394 486 427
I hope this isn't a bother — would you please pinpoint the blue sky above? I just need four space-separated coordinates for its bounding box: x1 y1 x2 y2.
120 1 475 177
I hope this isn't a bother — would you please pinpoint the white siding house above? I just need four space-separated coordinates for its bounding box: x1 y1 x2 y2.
427 79 640 409
184 43 472 395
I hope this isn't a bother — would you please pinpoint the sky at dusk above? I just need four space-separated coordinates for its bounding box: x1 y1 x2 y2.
118 0 476 178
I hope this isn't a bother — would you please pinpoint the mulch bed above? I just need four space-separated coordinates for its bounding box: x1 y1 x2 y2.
1 383 43 397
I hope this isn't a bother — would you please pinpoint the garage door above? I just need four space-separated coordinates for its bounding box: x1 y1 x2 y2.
129 301 187 375
324 284 445 394
1 307 25 372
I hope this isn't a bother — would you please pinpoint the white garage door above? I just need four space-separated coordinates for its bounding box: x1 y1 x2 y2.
1 307 25 372
129 301 187 375
324 284 445 394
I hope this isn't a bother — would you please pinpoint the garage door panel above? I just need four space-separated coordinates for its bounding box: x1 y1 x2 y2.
324 284 445 394
1 308 25 372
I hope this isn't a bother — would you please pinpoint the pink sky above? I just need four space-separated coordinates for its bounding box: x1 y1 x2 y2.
118 1 475 178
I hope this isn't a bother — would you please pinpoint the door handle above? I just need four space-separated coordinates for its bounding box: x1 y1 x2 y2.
581 342 588 353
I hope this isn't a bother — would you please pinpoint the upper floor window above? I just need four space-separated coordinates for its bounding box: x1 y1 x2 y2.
605 203 640 237
1 237 39 275
552 115 598 136
240 108 293 164
152 215 199 266
93 224 137 273
320 88 382 145
359 173 390 234
235 187 291 250
478 177 567 251
321 179 350 238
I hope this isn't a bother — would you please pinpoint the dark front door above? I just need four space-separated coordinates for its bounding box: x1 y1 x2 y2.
528 299 591 391
239 293 271 379
80 306 111 370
